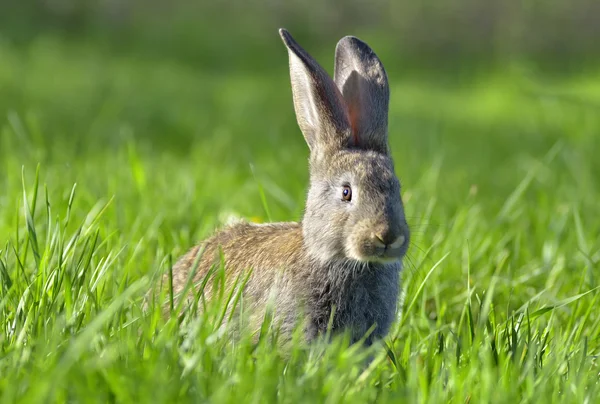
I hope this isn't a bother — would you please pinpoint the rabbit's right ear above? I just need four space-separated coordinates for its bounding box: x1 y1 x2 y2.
279 29 353 153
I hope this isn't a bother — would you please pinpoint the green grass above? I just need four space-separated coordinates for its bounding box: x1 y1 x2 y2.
0 35 599 403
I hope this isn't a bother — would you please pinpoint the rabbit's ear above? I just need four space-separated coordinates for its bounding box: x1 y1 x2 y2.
334 36 390 154
279 29 353 152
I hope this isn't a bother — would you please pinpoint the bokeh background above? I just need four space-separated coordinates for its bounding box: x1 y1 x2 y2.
1 0 599 271
3 0 600 66
0 0 600 286
0 1 599 401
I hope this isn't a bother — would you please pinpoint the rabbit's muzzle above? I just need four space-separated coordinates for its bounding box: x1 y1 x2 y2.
370 225 409 261
349 221 410 263
373 231 406 254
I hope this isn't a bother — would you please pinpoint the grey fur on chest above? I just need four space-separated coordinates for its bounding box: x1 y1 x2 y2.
305 261 401 344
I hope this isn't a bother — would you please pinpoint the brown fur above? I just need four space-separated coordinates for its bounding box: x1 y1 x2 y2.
164 222 309 339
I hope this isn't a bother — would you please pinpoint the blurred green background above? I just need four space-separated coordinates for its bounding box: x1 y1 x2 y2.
1 0 599 291
1 0 599 232
0 2 599 401
3 0 600 68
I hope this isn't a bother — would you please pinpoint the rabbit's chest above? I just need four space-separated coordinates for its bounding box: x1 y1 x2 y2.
307 264 401 344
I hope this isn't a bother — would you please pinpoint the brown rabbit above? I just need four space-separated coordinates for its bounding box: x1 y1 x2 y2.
160 29 410 346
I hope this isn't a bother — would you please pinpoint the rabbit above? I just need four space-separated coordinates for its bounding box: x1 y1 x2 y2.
159 28 410 347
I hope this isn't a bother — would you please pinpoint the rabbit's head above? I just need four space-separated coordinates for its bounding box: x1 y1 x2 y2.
279 29 410 265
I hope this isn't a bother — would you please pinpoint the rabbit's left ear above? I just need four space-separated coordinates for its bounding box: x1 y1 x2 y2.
334 36 390 154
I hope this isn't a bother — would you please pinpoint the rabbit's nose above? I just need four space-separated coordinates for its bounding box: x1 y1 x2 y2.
389 234 406 250
373 234 386 248
373 229 404 248
373 230 404 248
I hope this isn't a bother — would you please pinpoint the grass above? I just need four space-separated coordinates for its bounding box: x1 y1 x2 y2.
0 34 599 403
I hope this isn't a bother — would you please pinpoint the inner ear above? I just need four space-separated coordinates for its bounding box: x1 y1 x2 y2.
334 36 390 154
344 72 362 148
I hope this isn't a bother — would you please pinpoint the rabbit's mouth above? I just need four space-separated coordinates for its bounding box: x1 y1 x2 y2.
369 247 406 263
366 255 403 265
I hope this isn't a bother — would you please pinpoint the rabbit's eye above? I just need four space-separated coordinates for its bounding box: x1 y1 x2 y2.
342 185 352 202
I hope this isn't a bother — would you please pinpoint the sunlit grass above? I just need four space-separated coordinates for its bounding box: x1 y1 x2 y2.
0 37 598 402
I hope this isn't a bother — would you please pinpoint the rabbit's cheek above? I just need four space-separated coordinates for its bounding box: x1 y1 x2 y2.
344 224 375 261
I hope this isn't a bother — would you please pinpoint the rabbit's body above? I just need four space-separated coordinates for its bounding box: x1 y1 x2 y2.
170 222 305 339
162 29 410 346
171 219 400 344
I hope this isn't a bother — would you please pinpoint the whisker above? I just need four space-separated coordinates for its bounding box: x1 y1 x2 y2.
407 242 430 256
403 254 419 273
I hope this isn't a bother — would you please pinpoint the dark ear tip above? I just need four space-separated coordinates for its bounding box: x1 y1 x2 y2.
279 28 294 47
279 28 312 66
